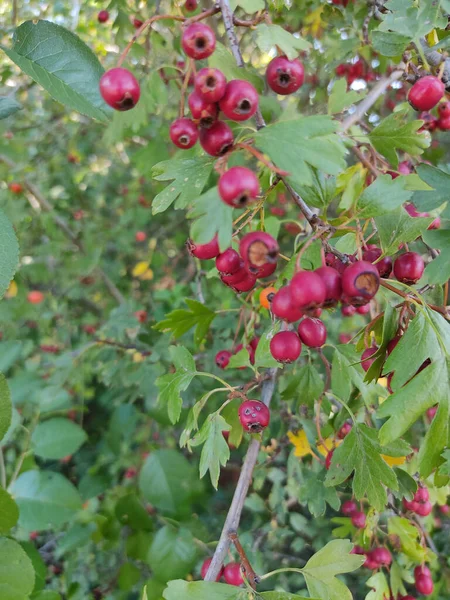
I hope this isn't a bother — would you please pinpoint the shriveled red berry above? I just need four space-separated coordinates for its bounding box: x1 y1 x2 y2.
315 266 342 307
185 0 199 12
239 232 279 273
266 56 305 95
100 68 140 111
351 511 366 529
297 318 327 348
362 245 393 278
271 286 303 322
170 118 198 149
270 331 302 363
182 23 216 60
187 236 220 259
341 500 358 516
215 350 232 369
408 76 445 111
338 422 352 439
219 80 259 122
98 10 109 23
341 260 380 305
201 557 222 581
361 346 378 373
290 271 326 311
218 167 259 208
415 575 433 595
239 400 270 433
419 111 439 132
195 68 227 103
393 252 424 285
223 562 244 586
133 18 143 28
216 248 241 274
199 121 234 156
188 91 218 128
134 310 147 323
370 547 392 566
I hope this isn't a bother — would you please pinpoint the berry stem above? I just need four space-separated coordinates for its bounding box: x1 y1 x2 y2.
179 59 194 118
228 532 259 588
380 280 449 318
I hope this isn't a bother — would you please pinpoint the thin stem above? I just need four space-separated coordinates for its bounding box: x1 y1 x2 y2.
260 567 303 581
0 448 6 488
196 371 236 392
380 280 448 318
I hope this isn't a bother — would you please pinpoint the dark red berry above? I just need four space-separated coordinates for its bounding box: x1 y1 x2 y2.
170 118 198 149
297 318 327 347
220 264 248 286
363 554 380 570
219 80 259 122
187 236 220 259
99 68 140 111
325 252 354 274
216 248 241 274
361 346 378 372
438 115 450 130
270 331 302 363
403 498 420 512
408 76 445 111
393 252 424 285
185 0 198 12
199 121 234 156
201 557 222 581
188 91 218 127
419 111 439 132
415 575 433 595
195 68 227 103
315 266 342 307
341 304 356 317
98 10 109 23
356 303 371 315
351 511 366 529
266 56 305 95
271 287 303 322
341 500 358 516
438 101 450 118
256 262 277 278
386 335 401 356
239 232 279 273
338 422 352 439
223 562 244 586
362 245 393 278
182 23 216 60
232 271 257 292
370 547 392 566
215 350 232 369
290 271 326 311
239 400 270 433
134 310 147 323
341 260 380 305
133 18 143 28
218 167 259 207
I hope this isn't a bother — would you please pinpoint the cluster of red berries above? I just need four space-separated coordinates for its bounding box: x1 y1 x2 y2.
335 58 376 85
201 558 243 586
419 100 450 132
188 231 279 293
341 499 367 529
402 486 433 517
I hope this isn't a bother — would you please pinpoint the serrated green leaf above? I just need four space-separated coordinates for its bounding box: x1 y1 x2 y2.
356 175 413 218
254 324 282 368
154 299 216 345
325 424 398 511
418 390 449 478
297 468 340 517
2 20 108 121
227 348 251 370
368 112 429 168
0 210 19 302
422 229 450 284
377 0 446 38
152 157 214 215
156 346 197 424
0 97 22 119
328 78 366 114
208 43 264 93
31 418 87 460
387 516 428 562
413 164 450 217
375 207 433 255
281 364 324 408
293 169 336 210
255 24 310 60
393 468 417 501
365 572 390 600
188 187 233 252
371 30 411 56
191 414 230 489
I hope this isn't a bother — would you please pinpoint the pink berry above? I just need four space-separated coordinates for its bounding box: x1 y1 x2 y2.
357 303 371 315
239 400 270 433
315 266 342 308
415 575 433 596
362 245 393 278
201 557 222 581
218 167 259 207
270 331 302 363
297 318 327 347
187 236 220 259
266 56 305 95
351 511 366 529
199 121 234 156
99 68 140 111
370 547 392 566
341 500 358 516
414 487 429 503
325 449 334 470
341 304 356 317
98 10 109 23
338 422 352 439
219 80 259 122
415 501 432 517
232 271 257 292
408 76 445 111
188 91 218 128
194 68 227 103
182 23 216 60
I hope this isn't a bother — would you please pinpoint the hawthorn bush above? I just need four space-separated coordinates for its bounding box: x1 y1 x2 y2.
0 1 449 599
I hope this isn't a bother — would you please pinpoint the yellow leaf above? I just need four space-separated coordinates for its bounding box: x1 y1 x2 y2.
317 437 339 457
427 30 439 47
302 5 324 38
140 268 154 281
382 455 406 467
287 430 312 458
132 261 150 277
5 280 18 298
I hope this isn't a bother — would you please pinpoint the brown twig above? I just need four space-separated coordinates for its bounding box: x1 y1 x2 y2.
380 280 449 318
228 532 260 589
352 145 380 177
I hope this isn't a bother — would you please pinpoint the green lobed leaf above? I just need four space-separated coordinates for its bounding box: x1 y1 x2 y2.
356 175 413 218
155 346 197 424
191 413 230 489
0 97 22 119
115 494 154 531
328 78 366 115
375 207 433 255
0 488 19 534
151 157 214 215
422 229 450 285
31 417 87 460
153 299 216 345
371 30 411 56
418 388 449 478
298 468 340 517
292 170 336 210
148 526 198 583
281 364 324 408
365 572 390 600
413 163 450 217
188 187 233 252
2 20 109 121
387 516 428 562
208 42 264 93
377 0 446 38
0 537 35 600
255 24 310 60
0 210 20 303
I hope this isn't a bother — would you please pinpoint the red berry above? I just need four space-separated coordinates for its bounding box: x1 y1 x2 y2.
187 235 220 259
315 266 342 308
419 111 439 132
220 264 248 286
356 303 371 315
188 91 218 128
170 118 198 149
238 400 270 433
414 565 431 580
290 271 327 311
133 18 143 28
438 101 450 118
270 331 302 363
403 498 420 512
218 167 259 208
338 422 352 439
438 115 450 130
256 262 277 278
266 56 305 95
27 290 44 304
426 405 438 421
271 286 304 322
223 562 244 586
194 68 227 103
439 504 449 514
216 248 241 274
199 120 234 156
182 23 216 60
185 0 199 11
9 182 23 193
414 486 429 503
341 500 358 516
219 80 259 122
415 501 432 517
201 558 222 581
361 346 378 373
100 68 140 111
98 10 109 23
408 76 445 111
325 449 334 470
239 232 279 274
351 511 366 529
215 350 232 369
363 554 380 570
341 304 356 317
370 547 392 566
134 310 147 323
135 231 146 242
362 245 393 278
297 318 327 347
393 252 425 285
342 260 380 305
232 271 257 292
351 545 365 555
325 252 354 274
415 575 433 595
386 335 401 356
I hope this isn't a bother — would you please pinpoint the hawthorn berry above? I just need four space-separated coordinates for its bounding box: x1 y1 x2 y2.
362 245 393 278
256 262 277 278
266 56 305 95
195 68 227 103
133 17 143 28
135 231 146 242
232 271 257 292
187 235 220 259
9 182 23 194
341 304 356 317
415 501 432 517
219 80 259 121
438 115 450 130
315 266 342 307
271 286 304 322
27 290 44 304
341 500 358 516
220 264 248 286
100 68 140 111
297 318 327 348
415 575 433 596
134 310 147 323
201 558 222 581
361 346 378 373
223 562 244 586
341 260 380 305
188 91 218 128
216 248 242 274
270 331 302 363
97 10 109 23
218 167 259 207
215 350 232 369
419 111 439 132
393 252 425 285
338 422 352 439
408 76 445 111
414 565 431 579
415 487 429 503
357 303 371 315
239 400 270 433
185 0 198 12
239 232 279 273
363 554 380 570
439 504 449 514
351 511 366 529
370 547 392 566
290 271 327 311
170 117 199 149
199 120 234 156
182 23 216 60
